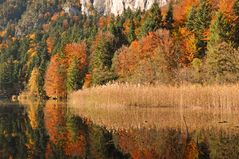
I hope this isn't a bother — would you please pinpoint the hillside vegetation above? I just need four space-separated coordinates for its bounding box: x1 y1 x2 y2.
0 0 239 98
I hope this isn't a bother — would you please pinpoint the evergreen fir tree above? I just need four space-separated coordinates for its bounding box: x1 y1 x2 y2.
164 1 174 30
110 16 128 48
0 60 15 94
194 0 212 34
109 16 116 35
186 6 197 31
150 2 163 29
67 57 80 92
90 40 116 85
135 8 142 24
127 18 136 43
140 2 163 37
36 38 50 98
208 12 230 47
186 0 212 58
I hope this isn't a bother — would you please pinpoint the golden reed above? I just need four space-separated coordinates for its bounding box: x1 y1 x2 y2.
70 83 239 109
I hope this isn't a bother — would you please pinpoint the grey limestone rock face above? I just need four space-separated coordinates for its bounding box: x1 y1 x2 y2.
81 0 169 15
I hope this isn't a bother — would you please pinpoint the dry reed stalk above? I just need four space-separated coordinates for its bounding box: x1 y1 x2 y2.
69 83 239 109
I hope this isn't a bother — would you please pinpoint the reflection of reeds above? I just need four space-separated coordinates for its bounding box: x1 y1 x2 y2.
70 83 239 108
69 103 239 133
69 83 239 132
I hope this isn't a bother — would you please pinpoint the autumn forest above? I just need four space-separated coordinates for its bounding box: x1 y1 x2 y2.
1 0 239 99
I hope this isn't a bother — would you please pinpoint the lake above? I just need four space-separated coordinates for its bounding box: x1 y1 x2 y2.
0 100 239 159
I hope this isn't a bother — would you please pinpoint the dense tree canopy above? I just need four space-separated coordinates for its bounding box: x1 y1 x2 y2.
0 0 239 98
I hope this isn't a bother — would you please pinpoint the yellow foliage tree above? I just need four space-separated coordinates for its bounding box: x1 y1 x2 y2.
178 27 196 66
28 68 39 96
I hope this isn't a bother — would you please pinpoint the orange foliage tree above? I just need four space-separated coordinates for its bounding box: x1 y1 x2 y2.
217 0 236 20
173 0 199 22
98 16 111 30
46 37 54 54
178 27 196 66
44 54 67 98
44 41 88 97
114 29 179 83
64 42 87 69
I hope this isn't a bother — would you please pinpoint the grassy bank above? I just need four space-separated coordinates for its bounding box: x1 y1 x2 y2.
70 83 239 108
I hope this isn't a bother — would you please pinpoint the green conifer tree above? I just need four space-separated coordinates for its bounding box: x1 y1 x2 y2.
208 12 230 47
140 2 162 37
164 1 174 30
90 40 116 85
194 0 212 33
127 18 136 43
67 57 80 92
186 0 212 58
186 6 197 31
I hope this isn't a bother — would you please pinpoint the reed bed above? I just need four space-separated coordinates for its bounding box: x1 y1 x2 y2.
70 83 239 109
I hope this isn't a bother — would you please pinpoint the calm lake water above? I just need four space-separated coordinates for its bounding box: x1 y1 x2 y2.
1 100 239 159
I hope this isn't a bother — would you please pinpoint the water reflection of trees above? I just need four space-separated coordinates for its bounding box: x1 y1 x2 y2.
0 105 29 158
0 100 127 158
1 101 239 158
43 100 127 159
44 100 87 158
69 102 239 158
0 102 48 158
115 128 210 159
113 126 239 159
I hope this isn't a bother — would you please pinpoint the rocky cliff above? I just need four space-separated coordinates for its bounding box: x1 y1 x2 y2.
81 0 169 15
